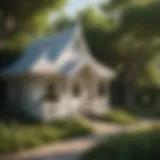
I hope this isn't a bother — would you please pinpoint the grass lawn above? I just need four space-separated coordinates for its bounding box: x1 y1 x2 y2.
0 118 93 154
100 109 139 124
81 125 160 160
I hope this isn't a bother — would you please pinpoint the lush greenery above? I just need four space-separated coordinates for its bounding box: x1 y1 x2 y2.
81 125 160 160
52 118 93 138
53 0 160 107
0 0 66 49
0 118 92 154
100 109 138 124
1 0 160 111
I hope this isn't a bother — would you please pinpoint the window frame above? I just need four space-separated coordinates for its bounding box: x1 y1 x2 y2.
72 83 81 97
44 84 59 102
98 81 106 96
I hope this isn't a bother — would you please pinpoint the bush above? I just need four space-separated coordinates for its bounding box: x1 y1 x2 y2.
52 118 93 138
81 125 160 160
65 118 93 138
0 119 92 154
100 109 138 124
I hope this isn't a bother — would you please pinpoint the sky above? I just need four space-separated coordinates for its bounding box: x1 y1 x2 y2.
65 0 104 16
50 0 104 22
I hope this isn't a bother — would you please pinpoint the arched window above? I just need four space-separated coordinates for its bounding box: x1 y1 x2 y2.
45 84 59 101
98 82 106 96
73 84 81 97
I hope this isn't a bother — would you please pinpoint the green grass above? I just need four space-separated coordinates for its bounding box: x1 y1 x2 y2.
100 109 138 124
52 118 93 138
0 118 92 154
81 125 160 160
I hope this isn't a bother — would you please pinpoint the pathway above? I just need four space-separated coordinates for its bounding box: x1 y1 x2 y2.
0 120 159 160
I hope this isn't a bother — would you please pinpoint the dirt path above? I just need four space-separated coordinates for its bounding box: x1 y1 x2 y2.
0 120 159 160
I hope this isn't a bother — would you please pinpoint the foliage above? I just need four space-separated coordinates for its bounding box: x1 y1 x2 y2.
101 0 160 105
146 55 160 87
54 0 160 92
53 15 75 32
79 7 111 29
0 49 21 70
0 0 66 49
81 125 160 160
53 7 117 68
100 109 138 124
52 118 93 138
126 105 160 119
67 118 93 138
78 7 121 68
0 119 92 154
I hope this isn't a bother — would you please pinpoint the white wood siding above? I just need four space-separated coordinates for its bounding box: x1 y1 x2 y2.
21 81 44 120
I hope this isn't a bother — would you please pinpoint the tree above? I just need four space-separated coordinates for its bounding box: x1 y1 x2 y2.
52 7 120 68
0 0 66 49
79 7 121 67
103 0 160 106
53 15 75 32
52 1 160 106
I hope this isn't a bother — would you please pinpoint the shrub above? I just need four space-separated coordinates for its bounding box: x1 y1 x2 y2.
0 118 92 154
37 126 65 143
100 109 138 124
52 118 93 138
65 118 93 138
81 125 160 160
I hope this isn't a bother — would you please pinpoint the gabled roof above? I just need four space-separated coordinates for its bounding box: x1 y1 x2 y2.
0 25 116 79
0 25 78 77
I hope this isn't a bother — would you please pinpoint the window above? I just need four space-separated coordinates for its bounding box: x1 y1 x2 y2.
44 84 59 101
73 84 81 97
98 82 106 96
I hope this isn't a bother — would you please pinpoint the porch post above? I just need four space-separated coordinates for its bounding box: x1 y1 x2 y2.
91 78 98 114
66 77 74 129
105 79 111 110
66 77 73 118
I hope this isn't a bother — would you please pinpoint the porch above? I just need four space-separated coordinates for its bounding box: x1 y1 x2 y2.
42 66 111 121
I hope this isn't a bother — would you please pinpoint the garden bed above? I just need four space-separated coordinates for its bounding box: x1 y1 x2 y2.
0 118 92 154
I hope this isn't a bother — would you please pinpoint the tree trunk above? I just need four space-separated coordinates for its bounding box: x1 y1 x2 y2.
125 85 136 107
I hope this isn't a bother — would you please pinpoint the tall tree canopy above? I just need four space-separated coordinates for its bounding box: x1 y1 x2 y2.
0 0 66 49
53 0 160 106
78 7 121 67
53 15 75 32
102 0 160 105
